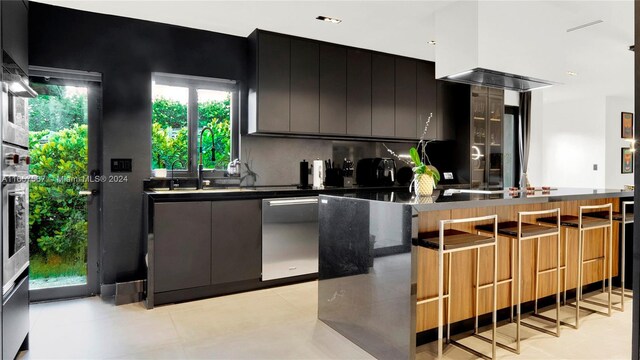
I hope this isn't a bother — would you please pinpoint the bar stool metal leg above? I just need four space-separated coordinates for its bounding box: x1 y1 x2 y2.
556 222 561 336
492 232 498 360
437 226 445 359
475 247 480 334
564 228 568 305
621 211 626 311
446 253 452 343
608 217 613 316
602 227 607 293
516 233 521 353
534 237 540 314
511 238 515 323
576 225 583 329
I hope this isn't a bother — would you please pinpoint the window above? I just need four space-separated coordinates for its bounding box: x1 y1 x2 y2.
151 73 238 175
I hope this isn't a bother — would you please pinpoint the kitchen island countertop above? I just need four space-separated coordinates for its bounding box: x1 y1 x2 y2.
317 187 634 359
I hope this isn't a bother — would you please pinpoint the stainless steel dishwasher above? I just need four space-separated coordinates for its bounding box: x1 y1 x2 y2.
262 197 318 281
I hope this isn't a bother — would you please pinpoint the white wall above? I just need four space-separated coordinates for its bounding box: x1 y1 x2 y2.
605 96 634 189
527 92 544 186
530 95 607 188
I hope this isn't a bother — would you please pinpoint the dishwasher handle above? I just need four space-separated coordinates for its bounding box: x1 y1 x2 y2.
267 198 318 207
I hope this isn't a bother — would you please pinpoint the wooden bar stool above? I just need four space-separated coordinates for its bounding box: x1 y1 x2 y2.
413 214 498 359
476 208 561 355
537 203 613 329
585 200 634 311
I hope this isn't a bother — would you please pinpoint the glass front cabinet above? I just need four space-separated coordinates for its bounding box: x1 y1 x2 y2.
470 86 504 188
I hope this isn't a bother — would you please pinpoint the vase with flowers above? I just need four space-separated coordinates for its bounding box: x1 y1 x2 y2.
409 147 440 196
384 112 440 197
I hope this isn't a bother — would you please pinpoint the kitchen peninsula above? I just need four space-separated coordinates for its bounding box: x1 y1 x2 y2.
317 188 633 359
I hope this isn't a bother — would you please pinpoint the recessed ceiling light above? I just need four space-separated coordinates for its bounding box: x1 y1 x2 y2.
316 16 342 24
566 71 578 76
427 40 436 46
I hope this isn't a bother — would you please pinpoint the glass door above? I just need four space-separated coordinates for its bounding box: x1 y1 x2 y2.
27 68 101 301
471 89 487 188
487 94 504 188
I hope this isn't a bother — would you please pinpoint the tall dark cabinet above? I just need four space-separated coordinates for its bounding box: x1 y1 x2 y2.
371 53 395 137
290 39 319 133
319 44 347 135
346 49 372 136
249 32 290 133
470 86 504 188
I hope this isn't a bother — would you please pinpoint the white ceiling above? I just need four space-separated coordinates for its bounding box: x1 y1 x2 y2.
34 0 634 101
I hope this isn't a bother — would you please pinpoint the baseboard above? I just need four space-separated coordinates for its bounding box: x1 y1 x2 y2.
114 279 146 305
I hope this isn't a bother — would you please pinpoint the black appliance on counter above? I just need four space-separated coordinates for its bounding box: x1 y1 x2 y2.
355 158 396 187
297 160 311 189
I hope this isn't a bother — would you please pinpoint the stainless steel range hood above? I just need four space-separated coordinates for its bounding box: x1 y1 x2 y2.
435 1 563 92
444 68 555 92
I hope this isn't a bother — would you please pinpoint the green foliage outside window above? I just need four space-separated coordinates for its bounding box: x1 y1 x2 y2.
151 95 231 170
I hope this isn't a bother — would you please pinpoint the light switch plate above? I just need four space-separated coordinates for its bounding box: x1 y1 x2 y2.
593 164 598 171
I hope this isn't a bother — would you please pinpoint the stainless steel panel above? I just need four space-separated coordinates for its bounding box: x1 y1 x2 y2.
2 145 30 295
2 84 29 148
2 275 29 360
262 197 318 281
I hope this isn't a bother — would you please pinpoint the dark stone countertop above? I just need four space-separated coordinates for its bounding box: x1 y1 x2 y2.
320 187 634 211
144 185 410 201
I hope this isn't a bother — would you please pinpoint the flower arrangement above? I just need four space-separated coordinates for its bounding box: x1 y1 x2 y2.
384 112 440 196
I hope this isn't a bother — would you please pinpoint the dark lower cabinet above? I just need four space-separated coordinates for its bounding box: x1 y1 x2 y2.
395 58 417 138
150 199 263 305
211 200 262 284
154 202 212 292
319 44 347 135
371 53 396 137
346 49 372 136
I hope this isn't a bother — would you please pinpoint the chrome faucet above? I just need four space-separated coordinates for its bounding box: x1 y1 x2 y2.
197 126 215 189
169 159 184 190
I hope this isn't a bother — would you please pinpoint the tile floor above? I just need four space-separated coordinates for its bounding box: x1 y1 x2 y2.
17 281 632 359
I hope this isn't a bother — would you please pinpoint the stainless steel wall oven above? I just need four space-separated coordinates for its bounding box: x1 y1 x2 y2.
2 144 30 295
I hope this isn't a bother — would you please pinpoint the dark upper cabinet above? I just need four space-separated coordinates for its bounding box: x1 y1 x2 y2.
154 202 212 293
2 0 28 74
417 61 437 140
371 53 395 137
248 30 444 141
211 200 262 285
290 39 320 133
252 32 290 133
395 58 417 139
319 44 347 135
346 49 372 136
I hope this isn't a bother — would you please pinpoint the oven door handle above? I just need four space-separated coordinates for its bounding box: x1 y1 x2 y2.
2 175 39 185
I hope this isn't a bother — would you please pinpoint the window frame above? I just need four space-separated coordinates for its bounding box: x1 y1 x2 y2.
152 72 239 178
